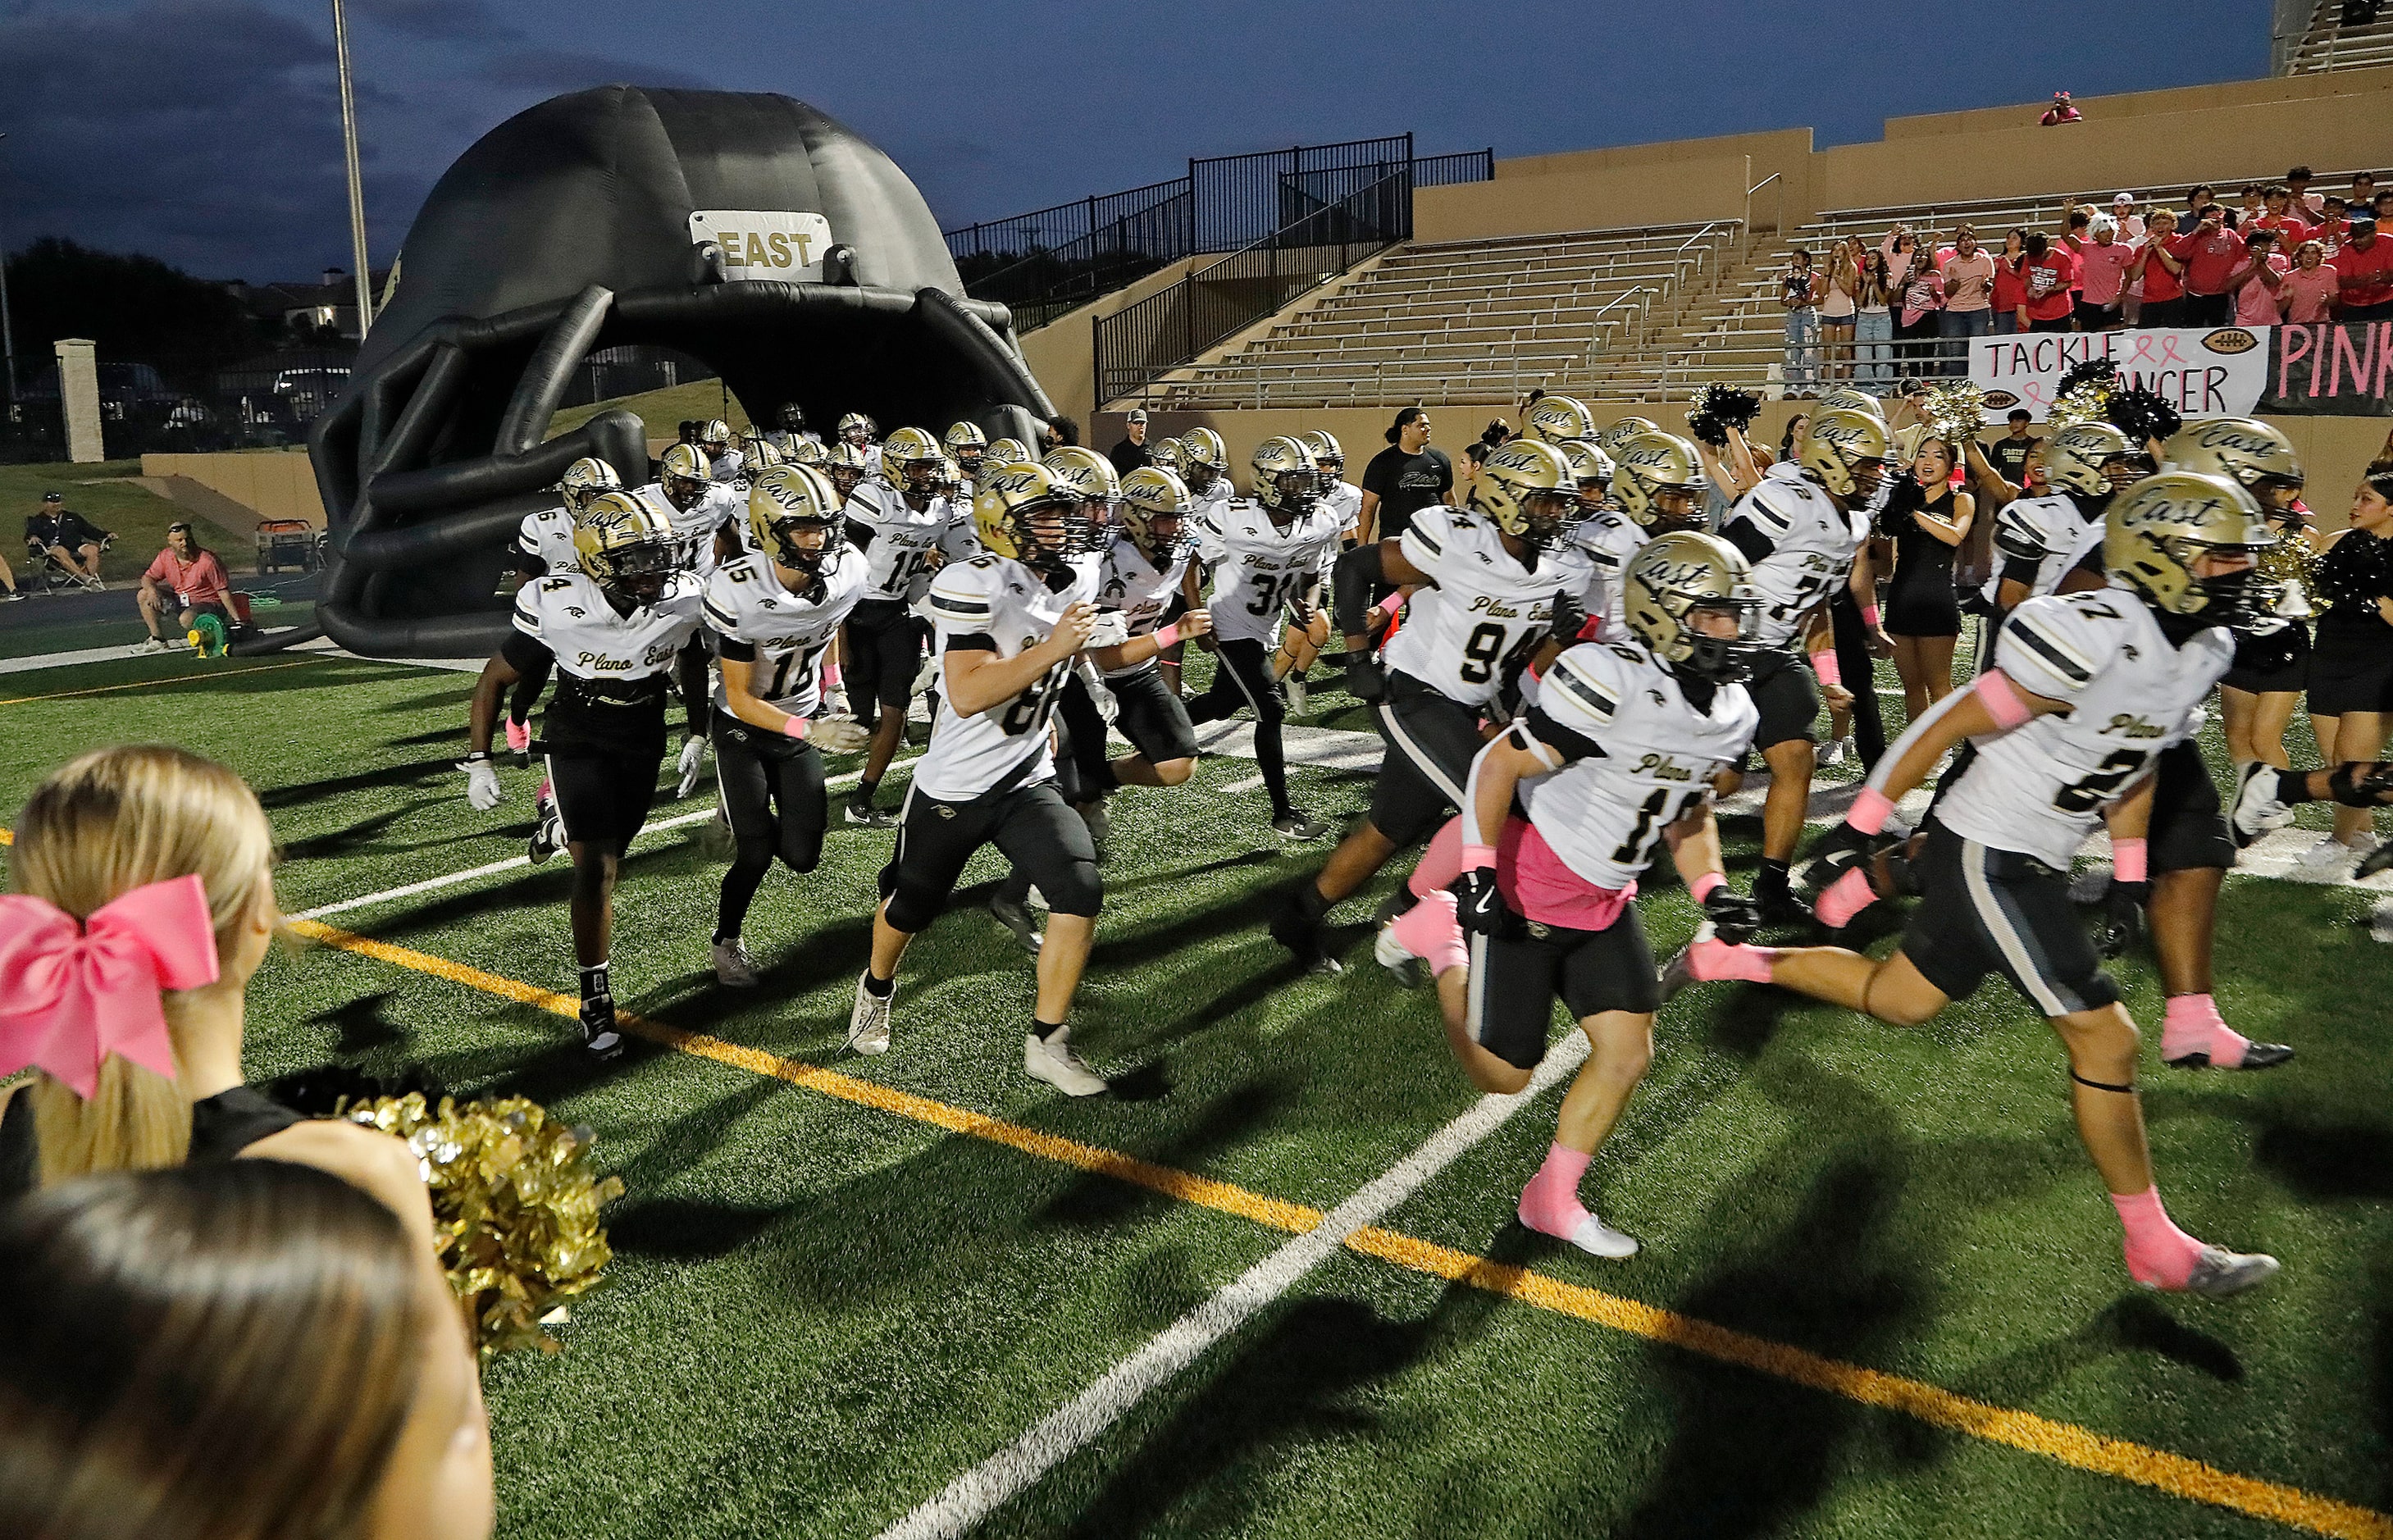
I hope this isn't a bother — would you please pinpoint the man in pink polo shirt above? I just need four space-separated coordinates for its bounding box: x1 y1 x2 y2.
137 520 235 652
2167 204 2247 326
2072 215 2135 329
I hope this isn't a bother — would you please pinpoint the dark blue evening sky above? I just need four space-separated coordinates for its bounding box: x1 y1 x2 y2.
7 0 2276 283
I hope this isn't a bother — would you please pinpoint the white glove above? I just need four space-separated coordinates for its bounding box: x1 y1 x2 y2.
806 715 873 755
460 758 503 811
1085 611 1129 649
676 735 709 798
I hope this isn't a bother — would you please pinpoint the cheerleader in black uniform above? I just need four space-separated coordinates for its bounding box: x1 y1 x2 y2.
1879 435 1974 724
2300 461 2393 871
2220 494 2316 774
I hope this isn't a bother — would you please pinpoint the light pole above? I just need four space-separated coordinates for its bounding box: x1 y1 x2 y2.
330 0 375 338
0 132 18 409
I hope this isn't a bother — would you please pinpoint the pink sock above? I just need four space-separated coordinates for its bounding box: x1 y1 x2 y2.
1410 817 1466 899
1813 866 1877 929
1518 1142 1593 1239
1390 890 1468 977
1688 937 1777 983
537 773 553 802
2162 992 2250 1067
2110 1186 2204 1289
504 718 530 754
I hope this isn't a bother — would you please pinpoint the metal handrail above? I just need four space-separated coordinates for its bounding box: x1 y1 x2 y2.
1584 286 1648 370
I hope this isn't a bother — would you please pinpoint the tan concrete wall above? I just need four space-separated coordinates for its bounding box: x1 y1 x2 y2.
1019 256 1203 437
1887 65 2393 139
139 450 326 528
1415 156 1752 245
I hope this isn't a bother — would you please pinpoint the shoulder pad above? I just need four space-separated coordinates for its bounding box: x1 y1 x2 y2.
1543 642 1632 726
927 558 1001 622
1999 594 2106 691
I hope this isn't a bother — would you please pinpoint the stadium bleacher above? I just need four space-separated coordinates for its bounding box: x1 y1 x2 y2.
2281 0 2393 73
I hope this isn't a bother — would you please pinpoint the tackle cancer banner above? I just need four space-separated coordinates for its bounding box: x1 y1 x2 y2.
2260 321 2393 417
1968 327 2269 423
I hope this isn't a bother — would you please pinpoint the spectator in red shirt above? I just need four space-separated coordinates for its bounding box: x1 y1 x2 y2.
2286 166 2323 220
2018 233 2077 332
2280 240 2340 322
2258 185 2309 245
2168 205 2246 326
2038 91 2081 125
2131 208 2188 326
1989 227 2031 333
2331 217 2393 321
137 522 233 652
2073 216 2135 329
2312 196 2353 255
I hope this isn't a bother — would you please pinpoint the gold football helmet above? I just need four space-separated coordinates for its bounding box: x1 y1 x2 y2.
697 417 733 451
984 437 1032 471
1557 438 1613 509
1468 437 1576 547
1798 408 1891 503
944 420 989 474
1180 427 1228 494
973 462 1082 572
1813 387 1885 421
784 436 825 466
746 464 846 573
2105 471 2276 625
2044 421 2145 497
1595 415 1661 457
1250 435 1320 518
1299 430 1346 481
2161 418 2303 506
1621 531 1766 681
573 490 684 603
741 435 785 477
1523 394 1597 444
836 412 876 444
558 455 622 514
1610 431 1706 531
1043 444 1119 510
1147 437 1183 474
881 426 944 505
935 453 964 499
823 439 873 499
1119 466 1195 564
659 441 713 508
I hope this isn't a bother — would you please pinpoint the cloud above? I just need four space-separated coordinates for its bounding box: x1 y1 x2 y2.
349 0 518 42
473 48 706 93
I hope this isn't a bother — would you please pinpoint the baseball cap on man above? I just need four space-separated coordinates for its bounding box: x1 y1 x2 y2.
41 490 62 503
1125 408 1147 424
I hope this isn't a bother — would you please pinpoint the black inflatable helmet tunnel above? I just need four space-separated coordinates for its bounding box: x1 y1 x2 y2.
271 85 1054 658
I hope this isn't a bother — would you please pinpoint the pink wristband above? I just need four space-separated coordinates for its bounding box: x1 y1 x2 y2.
1848 786 1896 836
1861 604 1880 629
1690 871 1725 902
1972 669 2033 730
2113 837 2149 883
1809 649 1843 687
781 714 809 740
1152 622 1180 649
1461 843 1498 873
1374 591 1404 617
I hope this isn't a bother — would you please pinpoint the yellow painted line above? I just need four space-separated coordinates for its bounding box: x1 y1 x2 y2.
0 657 324 707
288 915 2391 1539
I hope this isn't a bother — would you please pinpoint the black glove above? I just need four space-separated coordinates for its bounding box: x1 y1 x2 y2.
2327 759 2393 809
1547 594 1586 643
2096 878 2149 959
1449 868 1515 939
1343 650 1387 704
1798 818 1898 903
1700 885 1763 945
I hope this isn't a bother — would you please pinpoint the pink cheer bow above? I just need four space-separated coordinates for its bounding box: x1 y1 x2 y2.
0 873 221 1099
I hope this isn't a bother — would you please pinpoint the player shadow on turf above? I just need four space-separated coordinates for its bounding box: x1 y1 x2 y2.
278 797 454 861
2245 1113 2393 1201
1036 1081 1292 1228
1955 1295 2246 1404
254 757 463 809
296 988 413 1056
605 1196 786 1261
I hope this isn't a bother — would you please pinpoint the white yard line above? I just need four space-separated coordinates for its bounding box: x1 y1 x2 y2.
873 1032 1593 1540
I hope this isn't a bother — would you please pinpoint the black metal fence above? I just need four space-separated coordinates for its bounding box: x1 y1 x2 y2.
1093 166 1416 406
944 135 1492 335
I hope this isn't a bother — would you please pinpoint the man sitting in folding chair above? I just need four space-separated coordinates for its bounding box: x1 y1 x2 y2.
25 490 111 590
136 521 235 652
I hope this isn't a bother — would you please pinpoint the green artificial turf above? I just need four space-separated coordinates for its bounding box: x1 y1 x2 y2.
0 635 2387 1540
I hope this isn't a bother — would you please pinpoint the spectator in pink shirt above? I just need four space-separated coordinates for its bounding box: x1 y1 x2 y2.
2227 228 2290 328
2279 239 2340 322
1935 225 1997 356
2168 204 2246 326
137 522 234 653
2286 166 2323 220
2073 216 2135 329
2038 91 2081 125
2018 233 2078 333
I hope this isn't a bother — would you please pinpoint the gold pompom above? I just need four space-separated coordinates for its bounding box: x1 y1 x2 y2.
345 1093 626 1360
1916 380 1985 445
2045 378 2113 431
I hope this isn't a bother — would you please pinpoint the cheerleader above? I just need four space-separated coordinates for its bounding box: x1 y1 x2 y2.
2299 460 2393 873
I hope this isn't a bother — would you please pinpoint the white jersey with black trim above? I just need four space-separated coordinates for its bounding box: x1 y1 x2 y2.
1192 496 1346 646
634 481 743 579
846 481 955 604
700 547 868 718
1190 477 1233 522
1940 586 2233 868
761 428 823 454
1517 638 1759 891
1721 467 1867 649
1563 505 1640 635
512 568 704 682
708 449 743 484
1320 479 1363 537
516 503 580 574
1984 492 2101 604
1093 532 1192 681
916 554 1101 800
1385 506 1603 709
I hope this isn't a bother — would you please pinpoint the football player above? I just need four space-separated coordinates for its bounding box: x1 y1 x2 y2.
945 421 990 496
1593 415 1661 458
1520 393 1598 446
697 417 740 483
642 441 745 580
1569 432 1707 636
1980 421 2149 614
1712 406 1887 923
1178 429 1233 522
985 437 1033 473
701 466 873 985
1379 533 1765 1257
460 492 709 1057
837 412 881 473
1302 430 1363 544
504 456 622 765
840 427 955 828
1276 438 1602 973
1667 472 2284 1297
736 433 784 490
1183 436 1349 840
851 465 1165 1094
761 402 821 455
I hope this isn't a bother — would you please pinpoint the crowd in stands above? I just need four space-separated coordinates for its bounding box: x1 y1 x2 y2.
1780 166 2393 392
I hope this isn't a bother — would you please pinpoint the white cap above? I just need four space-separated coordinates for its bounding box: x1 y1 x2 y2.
2112 192 2136 205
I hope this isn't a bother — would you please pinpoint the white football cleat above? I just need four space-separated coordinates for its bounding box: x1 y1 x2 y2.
846 973 893 1055
1374 921 1424 988
1023 1027 1107 1096
711 937 758 988
2293 834 2359 879
1561 1211 1640 1260
2229 760 2295 848
1283 672 1310 715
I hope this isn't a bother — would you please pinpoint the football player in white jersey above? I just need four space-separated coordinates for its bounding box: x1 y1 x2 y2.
1077 467 1214 793
1569 432 1707 636
460 492 708 1057
1276 437 1602 973
1183 436 1348 839
1302 430 1363 544
944 421 990 498
1669 472 2284 1296
640 442 745 579
700 466 874 986
1713 406 1888 923
504 456 622 764
1379 533 1765 1257
1178 428 1233 522
759 402 822 456
837 412 882 474
838 427 952 828
850 466 1185 1094
1981 421 2149 613
696 418 741 484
